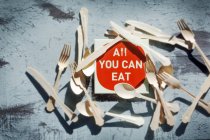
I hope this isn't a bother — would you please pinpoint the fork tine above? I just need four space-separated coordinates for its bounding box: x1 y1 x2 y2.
163 72 172 77
181 19 187 29
179 20 185 30
178 20 185 30
177 20 183 30
157 74 164 81
60 45 66 63
59 45 66 62
181 19 194 34
160 72 168 79
60 44 71 63
162 72 170 78
67 45 71 58
63 45 68 62
63 45 69 62
181 19 189 30
66 45 71 59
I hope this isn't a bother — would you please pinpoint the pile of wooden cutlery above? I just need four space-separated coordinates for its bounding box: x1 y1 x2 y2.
26 7 210 131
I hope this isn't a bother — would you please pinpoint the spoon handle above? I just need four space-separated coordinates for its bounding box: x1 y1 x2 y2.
156 88 175 126
83 88 104 126
136 94 156 103
105 112 144 126
150 101 161 130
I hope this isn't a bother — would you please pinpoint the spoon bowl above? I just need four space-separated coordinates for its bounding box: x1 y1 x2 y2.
70 71 85 95
76 101 92 117
114 83 136 99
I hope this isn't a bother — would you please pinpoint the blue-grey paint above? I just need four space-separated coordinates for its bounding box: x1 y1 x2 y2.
0 0 210 139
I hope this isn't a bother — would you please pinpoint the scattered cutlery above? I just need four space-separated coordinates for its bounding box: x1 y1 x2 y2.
105 28 188 50
46 44 71 112
150 65 174 130
76 100 145 126
147 72 175 126
125 20 168 37
145 54 157 73
26 67 78 122
70 26 84 95
126 20 189 49
182 75 210 123
70 62 104 126
158 72 210 114
177 19 210 72
110 21 171 66
76 36 122 72
114 83 179 113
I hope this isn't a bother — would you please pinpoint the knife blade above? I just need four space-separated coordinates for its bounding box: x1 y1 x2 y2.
76 36 122 72
126 20 170 37
110 21 171 66
26 67 78 122
126 20 189 49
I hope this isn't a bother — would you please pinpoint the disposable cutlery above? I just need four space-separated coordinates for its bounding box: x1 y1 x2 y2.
26 67 78 122
46 44 71 112
177 19 210 72
110 21 171 66
80 7 95 77
70 26 84 95
150 65 174 130
147 72 175 126
158 72 210 114
125 20 168 37
182 75 210 123
114 83 180 113
105 28 188 49
70 62 104 126
126 20 189 49
76 101 145 126
76 36 122 72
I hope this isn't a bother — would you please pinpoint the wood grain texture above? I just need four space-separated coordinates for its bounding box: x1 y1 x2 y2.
0 0 210 139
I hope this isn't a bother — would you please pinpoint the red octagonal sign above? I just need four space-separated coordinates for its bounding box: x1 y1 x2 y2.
96 41 146 91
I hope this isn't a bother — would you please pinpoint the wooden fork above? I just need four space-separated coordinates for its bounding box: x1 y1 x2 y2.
145 55 166 130
147 72 175 126
182 75 210 123
158 72 210 114
70 62 104 126
177 19 210 72
46 44 71 112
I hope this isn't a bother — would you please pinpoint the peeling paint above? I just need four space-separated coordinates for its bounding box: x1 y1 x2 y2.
38 2 75 22
0 17 12 25
0 58 9 68
0 103 34 117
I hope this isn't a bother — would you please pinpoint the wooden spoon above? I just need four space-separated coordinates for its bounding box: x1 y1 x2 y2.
114 83 179 113
76 100 145 126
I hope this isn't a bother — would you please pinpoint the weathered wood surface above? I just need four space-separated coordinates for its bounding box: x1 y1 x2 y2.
0 0 210 139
